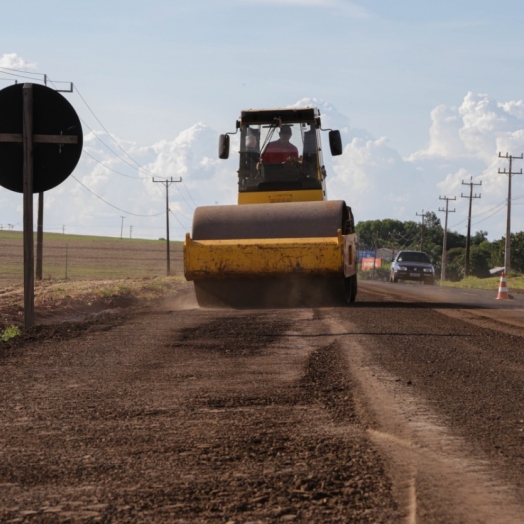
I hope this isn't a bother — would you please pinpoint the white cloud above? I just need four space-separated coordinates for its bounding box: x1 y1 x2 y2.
410 92 524 164
329 136 420 221
0 52 37 70
2 93 524 241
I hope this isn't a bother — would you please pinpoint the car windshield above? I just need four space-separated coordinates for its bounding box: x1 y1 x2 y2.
397 252 431 263
237 122 323 192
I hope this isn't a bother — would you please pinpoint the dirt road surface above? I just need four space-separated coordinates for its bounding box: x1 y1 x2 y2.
1 281 524 523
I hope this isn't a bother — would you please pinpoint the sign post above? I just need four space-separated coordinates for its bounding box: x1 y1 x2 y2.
23 84 35 329
0 82 83 329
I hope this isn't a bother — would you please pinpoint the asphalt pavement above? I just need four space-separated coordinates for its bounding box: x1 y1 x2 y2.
361 280 524 310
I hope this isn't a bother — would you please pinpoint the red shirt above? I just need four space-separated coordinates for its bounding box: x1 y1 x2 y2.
261 139 299 163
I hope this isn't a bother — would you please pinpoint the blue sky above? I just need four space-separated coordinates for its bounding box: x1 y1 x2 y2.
1 0 524 240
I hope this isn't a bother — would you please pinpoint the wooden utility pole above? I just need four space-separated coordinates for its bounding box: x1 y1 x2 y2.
498 152 523 275
36 192 44 280
153 177 182 276
416 210 425 251
439 196 456 281
22 84 35 329
461 177 482 277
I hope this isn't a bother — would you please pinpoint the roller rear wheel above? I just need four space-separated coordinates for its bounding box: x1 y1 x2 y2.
344 274 357 304
194 275 351 309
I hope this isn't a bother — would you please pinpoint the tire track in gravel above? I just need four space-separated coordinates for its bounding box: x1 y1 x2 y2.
323 289 524 523
0 301 401 523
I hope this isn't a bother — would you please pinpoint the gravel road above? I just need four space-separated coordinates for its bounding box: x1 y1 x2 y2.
1 282 523 523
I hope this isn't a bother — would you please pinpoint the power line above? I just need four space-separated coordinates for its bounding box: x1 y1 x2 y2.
169 209 189 229
72 175 165 217
75 85 156 174
0 69 43 81
0 65 42 75
471 202 506 226
83 149 143 179
74 86 197 210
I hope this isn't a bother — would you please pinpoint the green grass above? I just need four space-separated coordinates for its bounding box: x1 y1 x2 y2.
0 230 183 244
1 326 21 342
440 275 524 291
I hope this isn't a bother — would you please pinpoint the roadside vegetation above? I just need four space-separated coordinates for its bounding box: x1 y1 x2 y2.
1 276 185 310
1 325 21 342
441 274 524 292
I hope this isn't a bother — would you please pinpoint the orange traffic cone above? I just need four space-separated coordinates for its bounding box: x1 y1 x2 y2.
496 271 512 300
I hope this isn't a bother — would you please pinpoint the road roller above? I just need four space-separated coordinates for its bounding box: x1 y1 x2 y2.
184 107 358 307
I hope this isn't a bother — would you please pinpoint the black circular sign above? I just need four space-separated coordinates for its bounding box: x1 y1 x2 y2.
0 83 83 193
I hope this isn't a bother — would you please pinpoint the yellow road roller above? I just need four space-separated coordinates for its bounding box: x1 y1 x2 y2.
184 107 357 307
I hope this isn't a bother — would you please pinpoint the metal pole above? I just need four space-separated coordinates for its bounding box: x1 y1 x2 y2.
416 210 425 251
120 216 125 239
153 177 181 277
465 182 473 277
439 196 456 282
166 183 171 276
505 156 512 276
22 83 35 330
65 243 68 280
461 177 481 277
36 192 44 280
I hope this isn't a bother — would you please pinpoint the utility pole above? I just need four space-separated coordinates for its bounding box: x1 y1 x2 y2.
461 177 482 277
153 177 182 276
62 225 65 235
439 196 456 282
120 216 125 239
65 243 69 280
415 210 425 251
498 152 523 275
129 225 133 239
8 224 14 231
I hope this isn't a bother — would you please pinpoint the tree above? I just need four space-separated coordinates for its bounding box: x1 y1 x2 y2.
489 232 524 273
472 230 488 246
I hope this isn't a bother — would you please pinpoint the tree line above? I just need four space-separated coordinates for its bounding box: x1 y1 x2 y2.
356 212 524 280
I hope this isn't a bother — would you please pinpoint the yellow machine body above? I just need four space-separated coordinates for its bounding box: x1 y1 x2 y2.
237 188 324 205
184 107 357 307
185 230 357 280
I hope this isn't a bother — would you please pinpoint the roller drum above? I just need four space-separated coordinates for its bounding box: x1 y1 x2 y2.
192 200 351 240
189 200 356 308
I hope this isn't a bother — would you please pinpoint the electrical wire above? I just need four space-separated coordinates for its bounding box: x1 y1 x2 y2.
0 69 43 81
0 65 42 75
75 85 157 174
83 150 143 179
471 203 507 226
169 209 189 230
79 117 195 211
74 85 197 209
72 175 165 217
